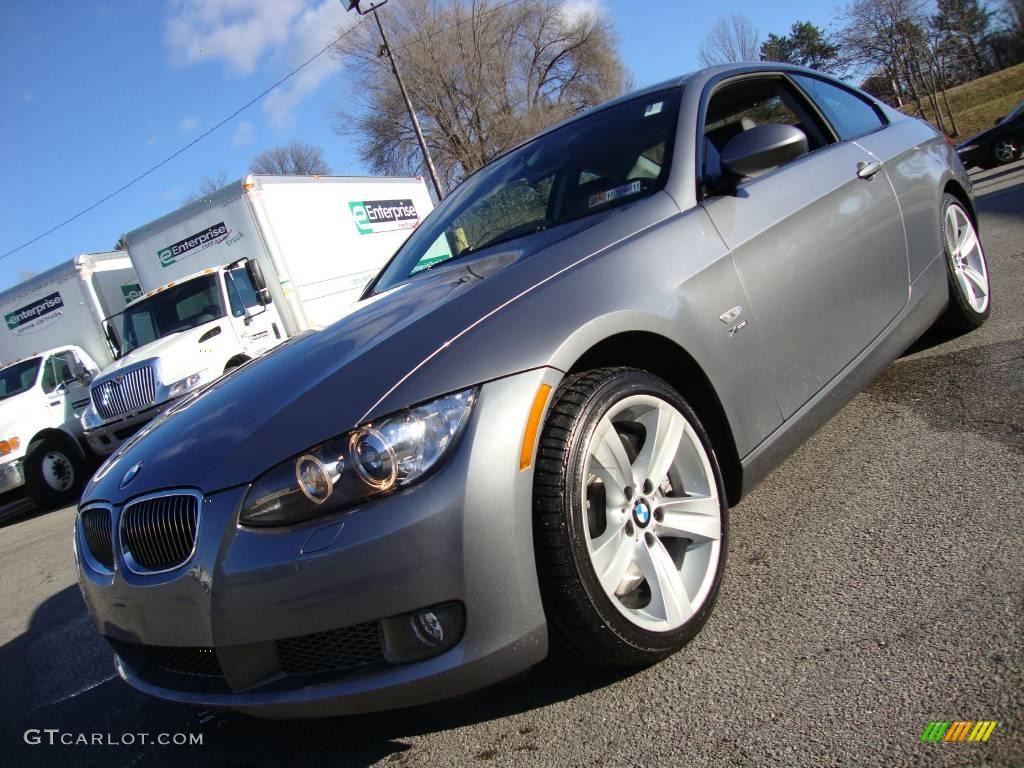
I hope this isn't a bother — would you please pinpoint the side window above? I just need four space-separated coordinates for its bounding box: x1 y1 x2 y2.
703 77 833 188
226 268 261 317
791 75 885 140
40 358 57 394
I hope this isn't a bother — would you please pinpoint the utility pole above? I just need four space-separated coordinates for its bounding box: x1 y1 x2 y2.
340 0 445 200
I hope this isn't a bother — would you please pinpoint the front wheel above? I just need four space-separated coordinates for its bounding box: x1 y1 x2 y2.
24 437 82 509
940 194 991 332
533 368 728 666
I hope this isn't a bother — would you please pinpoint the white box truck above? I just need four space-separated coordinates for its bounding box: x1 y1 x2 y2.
0 252 139 506
82 174 437 456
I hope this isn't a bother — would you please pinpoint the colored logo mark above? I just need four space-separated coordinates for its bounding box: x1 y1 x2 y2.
921 721 998 742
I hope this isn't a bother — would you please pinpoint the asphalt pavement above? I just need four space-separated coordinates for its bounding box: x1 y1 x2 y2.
1 162 1021 768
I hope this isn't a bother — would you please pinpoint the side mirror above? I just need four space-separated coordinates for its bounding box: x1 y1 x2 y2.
721 124 809 179
245 259 272 305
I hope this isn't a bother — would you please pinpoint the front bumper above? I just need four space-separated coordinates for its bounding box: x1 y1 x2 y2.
0 458 25 493
83 402 172 456
76 368 560 717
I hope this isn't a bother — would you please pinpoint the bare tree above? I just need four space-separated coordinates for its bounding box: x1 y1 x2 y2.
251 140 331 176
182 171 229 205
330 0 628 189
113 233 128 251
698 14 760 66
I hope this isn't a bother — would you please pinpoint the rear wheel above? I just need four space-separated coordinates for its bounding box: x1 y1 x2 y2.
533 368 728 666
24 436 82 509
940 194 990 331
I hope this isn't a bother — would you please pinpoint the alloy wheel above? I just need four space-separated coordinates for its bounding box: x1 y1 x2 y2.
993 138 1020 164
582 394 722 632
944 204 989 314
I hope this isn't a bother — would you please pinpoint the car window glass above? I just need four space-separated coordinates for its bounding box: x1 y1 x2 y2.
703 77 831 187
372 87 682 292
226 268 261 316
40 357 59 394
791 74 884 140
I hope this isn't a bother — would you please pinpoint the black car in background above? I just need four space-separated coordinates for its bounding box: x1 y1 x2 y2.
956 101 1024 169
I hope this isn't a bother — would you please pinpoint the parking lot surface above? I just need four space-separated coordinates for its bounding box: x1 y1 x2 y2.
2 161 1021 767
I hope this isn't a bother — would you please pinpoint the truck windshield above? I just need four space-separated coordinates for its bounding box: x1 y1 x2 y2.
0 358 42 400
109 274 224 357
369 87 682 294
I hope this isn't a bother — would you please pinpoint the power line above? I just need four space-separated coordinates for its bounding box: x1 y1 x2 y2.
0 16 369 262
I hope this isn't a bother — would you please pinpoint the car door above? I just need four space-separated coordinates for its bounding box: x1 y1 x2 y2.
699 73 910 419
41 351 91 432
225 265 283 357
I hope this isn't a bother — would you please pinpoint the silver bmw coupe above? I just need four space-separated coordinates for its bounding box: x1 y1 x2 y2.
75 63 990 717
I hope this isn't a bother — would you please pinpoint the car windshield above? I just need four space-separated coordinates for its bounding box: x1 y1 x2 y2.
0 357 42 400
370 87 682 294
108 274 224 357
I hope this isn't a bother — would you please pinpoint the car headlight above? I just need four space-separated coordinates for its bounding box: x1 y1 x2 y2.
0 436 21 456
240 388 477 527
168 369 209 398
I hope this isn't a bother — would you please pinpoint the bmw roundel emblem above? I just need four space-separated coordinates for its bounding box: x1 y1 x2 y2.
633 499 651 527
120 461 144 489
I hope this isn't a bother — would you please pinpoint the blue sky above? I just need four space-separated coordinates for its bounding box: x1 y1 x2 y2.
0 0 841 291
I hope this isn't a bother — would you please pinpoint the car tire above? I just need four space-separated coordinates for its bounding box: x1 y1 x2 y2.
533 367 728 667
940 194 991 332
24 435 83 509
992 134 1021 166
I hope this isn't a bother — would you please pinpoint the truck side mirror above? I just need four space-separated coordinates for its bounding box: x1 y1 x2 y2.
245 259 272 306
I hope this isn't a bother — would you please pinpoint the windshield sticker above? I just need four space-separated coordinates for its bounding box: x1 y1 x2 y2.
589 180 642 209
349 199 420 235
120 283 142 304
5 291 63 335
157 222 229 268
644 101 663 117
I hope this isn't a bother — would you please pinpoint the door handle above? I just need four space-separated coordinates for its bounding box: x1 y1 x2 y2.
49 400 61 407
857 161 882 179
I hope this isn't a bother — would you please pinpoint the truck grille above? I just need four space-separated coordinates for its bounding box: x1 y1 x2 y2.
120 493 199 572
276 621 385 676
80 506 114 570
92 365 156 419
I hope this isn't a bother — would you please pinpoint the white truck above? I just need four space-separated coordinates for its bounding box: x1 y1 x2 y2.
0 252 140 506
82 174 437 456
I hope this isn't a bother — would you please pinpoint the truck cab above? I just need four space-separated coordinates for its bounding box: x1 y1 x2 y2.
82 259 281 456
0 346 100 505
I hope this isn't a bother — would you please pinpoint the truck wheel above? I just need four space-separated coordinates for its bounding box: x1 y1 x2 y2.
24 437 83 509
533 368 728 666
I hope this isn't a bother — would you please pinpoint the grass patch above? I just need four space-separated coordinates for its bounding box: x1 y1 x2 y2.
898 63 1024 138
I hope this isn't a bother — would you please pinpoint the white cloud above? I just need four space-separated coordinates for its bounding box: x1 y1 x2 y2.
179 116 199 132
146 134 159 146
261 1 353 129
232 120 255 147
560 0 605 24
165 0 353 126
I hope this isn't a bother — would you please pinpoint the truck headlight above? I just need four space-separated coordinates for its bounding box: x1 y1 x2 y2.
168 369 209 398
81 403 103 430
240 388 477 527
0 437 21 456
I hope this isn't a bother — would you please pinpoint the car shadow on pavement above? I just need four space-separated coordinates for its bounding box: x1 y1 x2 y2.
3 585 639 768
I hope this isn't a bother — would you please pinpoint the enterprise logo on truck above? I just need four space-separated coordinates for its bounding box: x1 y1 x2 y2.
5 291 63 332
158 222 229 267
349 199 419 235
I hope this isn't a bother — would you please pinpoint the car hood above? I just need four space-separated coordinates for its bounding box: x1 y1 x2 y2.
82 194 680 504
